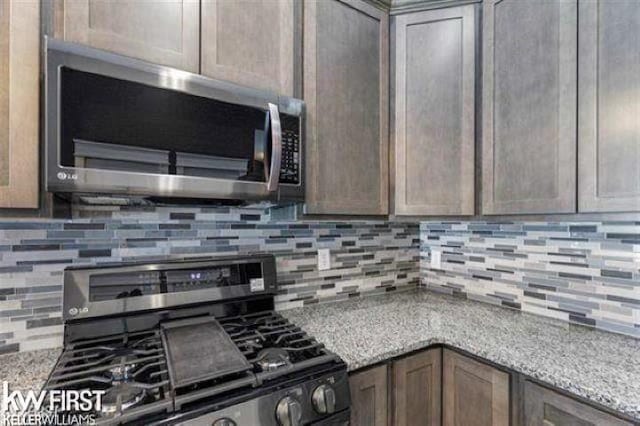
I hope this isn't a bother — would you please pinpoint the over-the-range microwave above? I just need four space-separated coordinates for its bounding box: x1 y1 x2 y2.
45 38 304 204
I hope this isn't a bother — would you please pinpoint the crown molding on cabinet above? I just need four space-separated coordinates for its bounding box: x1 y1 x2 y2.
363 0 482 14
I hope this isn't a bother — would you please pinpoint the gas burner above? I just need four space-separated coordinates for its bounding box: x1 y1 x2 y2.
108 363 137 382
255 348 291 371
100 382 147 415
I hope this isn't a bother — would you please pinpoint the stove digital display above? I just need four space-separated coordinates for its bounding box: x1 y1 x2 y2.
164 263 260 293
88 262 263 302
88 271 161 302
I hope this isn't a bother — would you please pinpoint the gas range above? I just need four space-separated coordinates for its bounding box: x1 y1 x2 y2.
44 255 350 425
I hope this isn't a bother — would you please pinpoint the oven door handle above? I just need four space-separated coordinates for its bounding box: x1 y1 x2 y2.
266 103 282 192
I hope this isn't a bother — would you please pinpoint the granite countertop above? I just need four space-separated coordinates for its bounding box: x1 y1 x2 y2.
0 348 60 393
282 290 640 421
1 290 639 420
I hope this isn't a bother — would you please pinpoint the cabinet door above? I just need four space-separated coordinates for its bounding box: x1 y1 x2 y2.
392 349 441 426
0 0 39 208
578 0 640 212
524 381 632 425
201 0 300 96
349 365 388 426
58 0 199 72
482 0 577 215
443 349 509 426
304 0 389 215
393 5 475 216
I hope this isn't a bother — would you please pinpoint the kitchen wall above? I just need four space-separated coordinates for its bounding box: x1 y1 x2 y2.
420 221 640 338
0 206 420 354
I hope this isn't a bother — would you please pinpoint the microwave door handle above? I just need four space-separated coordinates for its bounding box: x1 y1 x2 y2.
266 103 282 192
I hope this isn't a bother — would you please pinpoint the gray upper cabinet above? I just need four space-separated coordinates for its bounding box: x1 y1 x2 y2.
578 0 640 212
392 5 475 216
0 0 40 209
482 0 577 215
201 0 300 96
304 0 389 215
57 0 200 73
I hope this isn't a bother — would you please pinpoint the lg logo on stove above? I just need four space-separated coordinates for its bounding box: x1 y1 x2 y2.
56 171 78 181
68 307 89 316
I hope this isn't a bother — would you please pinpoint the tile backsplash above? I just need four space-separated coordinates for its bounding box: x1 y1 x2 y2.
3 210 639 355
0 206 420 354
420 221 640 338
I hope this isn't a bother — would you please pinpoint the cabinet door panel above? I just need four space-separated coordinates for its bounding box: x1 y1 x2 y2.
524 381 632 425
482 0 577 214
349 365 388 426
443 349 509 426
201 0 300 96
304 0 389 215
578 0 640 212
60 0 199 72
393 349 441 426
393 6 475 216
0 0 39 208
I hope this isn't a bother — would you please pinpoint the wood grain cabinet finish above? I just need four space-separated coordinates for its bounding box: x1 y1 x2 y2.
392 348 441 426
578 0 640 212
0 0 40 208
56 0 199 72
481 0 577 215
392 5 475 216
304 0 389 215
524 381 632 425
349 365 388 426
201 0 300 96
443 349 509 426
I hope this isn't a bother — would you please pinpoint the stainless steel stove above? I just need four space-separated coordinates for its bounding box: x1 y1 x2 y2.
44 255 350 425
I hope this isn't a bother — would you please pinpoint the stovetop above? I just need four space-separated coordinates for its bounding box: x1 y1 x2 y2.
46 255 350 425
45 311 343 425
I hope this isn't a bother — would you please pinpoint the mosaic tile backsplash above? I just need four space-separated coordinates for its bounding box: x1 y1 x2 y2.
0 206 420 354
420 221 640 338
3 210 639 355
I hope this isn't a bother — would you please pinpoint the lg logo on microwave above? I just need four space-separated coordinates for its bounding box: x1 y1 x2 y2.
68 307 89 316
57 171 78 181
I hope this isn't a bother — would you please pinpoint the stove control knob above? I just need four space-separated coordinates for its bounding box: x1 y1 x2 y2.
312 384 336 414
276 396 302 426
212 419 236 426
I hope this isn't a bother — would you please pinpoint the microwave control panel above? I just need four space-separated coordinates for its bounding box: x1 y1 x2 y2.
279 115 300 185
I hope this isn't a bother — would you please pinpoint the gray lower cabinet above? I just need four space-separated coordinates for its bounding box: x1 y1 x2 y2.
200 0 301 96
351 349 633 426
578 0 640 212
392 5 475 216
524 381 632 426
443 349 509 426
54 0 200 73
304 0 389 215
349 364 388 426
391 349 441 426
349 348 442 426
481 0 577 215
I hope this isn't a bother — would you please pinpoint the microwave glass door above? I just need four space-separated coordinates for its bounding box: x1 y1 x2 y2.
59 68 271 183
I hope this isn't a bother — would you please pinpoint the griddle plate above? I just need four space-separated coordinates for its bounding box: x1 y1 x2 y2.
161 316 251 388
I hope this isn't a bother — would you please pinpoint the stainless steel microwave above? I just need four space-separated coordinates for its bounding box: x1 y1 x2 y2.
45 38 304 204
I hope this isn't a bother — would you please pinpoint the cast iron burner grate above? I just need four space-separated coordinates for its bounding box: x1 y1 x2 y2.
45 330 172 425
168 312 342 411
219 311 338 375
